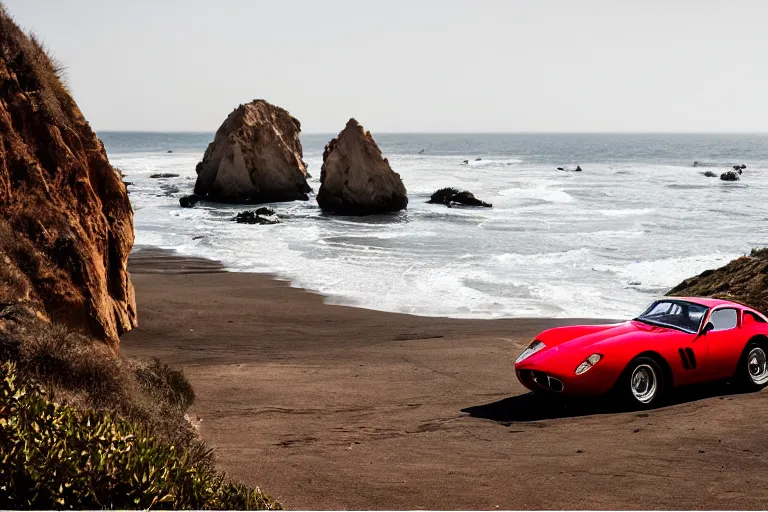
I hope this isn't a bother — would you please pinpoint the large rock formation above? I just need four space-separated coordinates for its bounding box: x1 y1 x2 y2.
317 119 408 215
194 100 310 204
0 7 136 350
667 248 768 314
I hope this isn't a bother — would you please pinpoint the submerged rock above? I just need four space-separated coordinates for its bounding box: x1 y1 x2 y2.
317 119 408 215
720 171 740 181
179 194 202 208
233 208 280 225
667 248 768 314
161 184 180 196
428 188 492 208
150 173 180 178
702 171 718 178
194 99 311 204
0 9 136 348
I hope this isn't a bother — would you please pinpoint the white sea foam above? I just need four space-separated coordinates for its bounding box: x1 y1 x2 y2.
597 208 655 217
498 185 575 203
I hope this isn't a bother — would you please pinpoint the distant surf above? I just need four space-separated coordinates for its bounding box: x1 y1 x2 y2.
102 132 768 320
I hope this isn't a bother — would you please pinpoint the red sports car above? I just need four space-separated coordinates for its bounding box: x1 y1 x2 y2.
515 297 768 408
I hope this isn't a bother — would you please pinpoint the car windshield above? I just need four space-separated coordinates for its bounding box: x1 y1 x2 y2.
634 300 709 333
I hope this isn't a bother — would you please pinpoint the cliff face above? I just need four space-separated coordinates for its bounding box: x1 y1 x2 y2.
194 99 310 204
318 118 408 215
667 248 768 314
0 6 136 349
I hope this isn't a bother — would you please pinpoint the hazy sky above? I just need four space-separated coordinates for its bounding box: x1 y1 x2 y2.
4 0 766 133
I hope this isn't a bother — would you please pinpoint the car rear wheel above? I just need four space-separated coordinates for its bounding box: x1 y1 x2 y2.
737 342 768 391
621 357 665 409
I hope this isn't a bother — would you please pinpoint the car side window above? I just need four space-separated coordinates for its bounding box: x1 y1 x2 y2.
709 308 738 332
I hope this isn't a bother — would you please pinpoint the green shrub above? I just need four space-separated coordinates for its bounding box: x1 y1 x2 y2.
0 361 280 510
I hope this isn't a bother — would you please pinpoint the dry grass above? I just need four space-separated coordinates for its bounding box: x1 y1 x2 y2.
0 5 77 127
0 317 201 451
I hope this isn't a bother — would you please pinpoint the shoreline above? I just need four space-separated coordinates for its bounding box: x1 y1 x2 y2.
121 247 768 509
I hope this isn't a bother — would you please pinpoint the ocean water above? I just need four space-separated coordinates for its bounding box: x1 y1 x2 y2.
101 132 768 319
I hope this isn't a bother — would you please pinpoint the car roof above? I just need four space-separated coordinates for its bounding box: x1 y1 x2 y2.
665 296 747 309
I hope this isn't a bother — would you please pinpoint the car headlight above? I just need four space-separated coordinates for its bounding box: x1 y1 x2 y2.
575 353 603 375
516 340 546 363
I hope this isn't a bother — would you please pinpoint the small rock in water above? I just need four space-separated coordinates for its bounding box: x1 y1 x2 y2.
149 173 180 179
575 165 582 172
556 167 564 171
179 194 202 208
475 157 482 161
733 164 746 171
702 171 718 178
720 171 740 181
628 281 641 286
418 149 425 154
428 187 492 208
233 208 280 225
167 150 173 153
462 160 469 164
161 184 180 196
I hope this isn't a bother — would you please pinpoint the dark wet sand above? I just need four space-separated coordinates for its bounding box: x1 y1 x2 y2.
122 248 768 510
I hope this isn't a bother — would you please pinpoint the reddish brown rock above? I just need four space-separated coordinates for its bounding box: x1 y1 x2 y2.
0 6 136 350
194 100 310 204
318 119 408 215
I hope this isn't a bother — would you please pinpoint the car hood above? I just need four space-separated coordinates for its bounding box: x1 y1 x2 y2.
539 320 687 354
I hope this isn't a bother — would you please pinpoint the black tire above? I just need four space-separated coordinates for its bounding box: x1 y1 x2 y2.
618 356 666 409
735 341 768 391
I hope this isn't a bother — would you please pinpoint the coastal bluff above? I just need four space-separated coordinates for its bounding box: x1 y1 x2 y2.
667 248 768 314
193 99 311 204
0 7 136 349
318 118 408 215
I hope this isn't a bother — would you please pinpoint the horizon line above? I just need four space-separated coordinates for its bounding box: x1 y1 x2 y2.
95 130 768 135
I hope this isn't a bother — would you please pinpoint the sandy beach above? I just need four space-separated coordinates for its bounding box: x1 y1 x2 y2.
122 248 768 510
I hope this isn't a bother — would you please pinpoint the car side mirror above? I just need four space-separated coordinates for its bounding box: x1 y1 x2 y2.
701 322 715 336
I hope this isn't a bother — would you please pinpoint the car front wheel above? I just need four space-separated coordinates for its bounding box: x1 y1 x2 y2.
621 356 665 409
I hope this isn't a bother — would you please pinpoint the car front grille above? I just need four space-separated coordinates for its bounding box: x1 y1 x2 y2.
520 370 564 393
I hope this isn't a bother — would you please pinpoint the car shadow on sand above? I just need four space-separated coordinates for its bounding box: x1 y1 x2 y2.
462 382 753 423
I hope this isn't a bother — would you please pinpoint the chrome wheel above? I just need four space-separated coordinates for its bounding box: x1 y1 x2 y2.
631 364 658 404
747 347 768 385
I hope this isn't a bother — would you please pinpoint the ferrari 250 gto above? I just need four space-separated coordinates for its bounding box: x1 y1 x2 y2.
514 297 768 408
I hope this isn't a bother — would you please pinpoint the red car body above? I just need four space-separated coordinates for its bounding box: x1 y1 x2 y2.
515 297 768 397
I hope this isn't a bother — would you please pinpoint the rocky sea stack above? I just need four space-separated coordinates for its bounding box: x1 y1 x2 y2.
318 118 408 215
194 99 311 204
667 248 768 314
0 8 136 349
